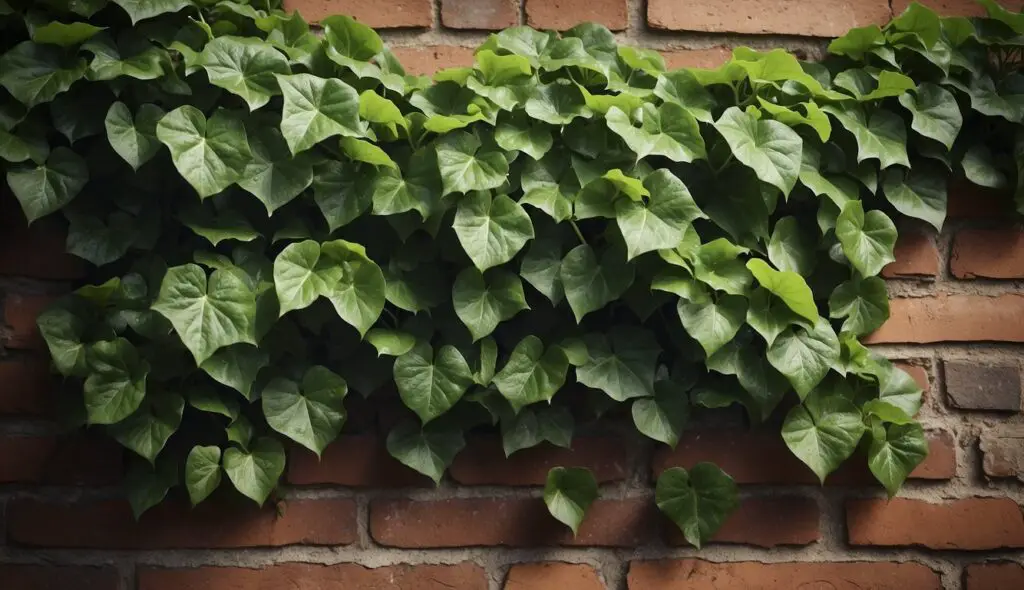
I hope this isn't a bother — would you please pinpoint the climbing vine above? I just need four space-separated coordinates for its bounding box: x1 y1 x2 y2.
2 0 1022 545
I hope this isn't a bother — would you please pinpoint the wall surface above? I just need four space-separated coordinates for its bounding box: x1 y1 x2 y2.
2 1 1024 589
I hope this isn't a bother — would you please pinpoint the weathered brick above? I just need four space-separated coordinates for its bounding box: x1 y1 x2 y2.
288 435 431 486
965 562 1024 590
947 181 1010 218
945 361 1021 412
4 293 57 350
7 498 356 548
371 498 659 547
442 0 518 29
981 427 1024 482
893 0 1024 17
139 563 488 590
884 229 939 278
0 357 56 416
281 0 431 26
526 0 627 31
0 203 85 279
391 45 476 75
449 436 629 485
0 564 119 590
0 435 121 485
647 0 890 37
952 227 1024 279
865 294 1024 344
661 46 732 69
627 560 942 589
847 498 1024 550
665 497 820 548
504 563 605 590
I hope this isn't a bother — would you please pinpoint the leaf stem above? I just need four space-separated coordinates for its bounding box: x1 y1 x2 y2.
713 152 735 175
569 220 587 246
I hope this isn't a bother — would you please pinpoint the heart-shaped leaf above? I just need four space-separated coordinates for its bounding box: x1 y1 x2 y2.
829 275 889 335
767 318 840 398
185 445 222 506
200 36 290 110
544 467 598 535
276 73 364 155
223 436 286 506
436 131 510 196
156 106 252 198
560 243 634 323
836 200 897 277
453 190 534 272
109 392 184 463
577 326 660 402
7 146 88 223
263 366 347 456
453 268 529 341
714 106 802 196
394 342 474 424
493 335 570 411
386 422 465 484
868 422 928 497
105 102 164 171
782 391 865 483
656 463 739 549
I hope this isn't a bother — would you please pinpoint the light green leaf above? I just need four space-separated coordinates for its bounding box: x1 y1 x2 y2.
606 103 705 162
767 318 840 399
544 467 598 536
276 73 365 155
782 391 865 483
692 239 752 296
836 200 897 277
0 41 87 108
823 104 909 169
263 366 347 456
654 70 715 122
6 146 87 223
366 329 417 357
746 258 818 323
577 326 659 402
453 190 534 272
453 268 529 341
185 445 222 506
340 136 396 168
882 167 946 231
238 126 314 214
436 131 509 196
714 106 802 196
677 295 747 358
370 148 441 219
493 336 569 411
560 244 634 323
525 82 591 125
200 36 290 110
199 344 267 399
616 169 704 260
868 422 928 497
768 216 816 276
395 342 474 424
111 0 191 23
83 339 150 425
156 106 252 199
105 102 164 171
386 422 465 484
321 14 383 62
829 276 889 335
656 464 739 549
898 83 962 150
109 392 184 463
495 113 553 160
757 99 831 142
223 436 285 506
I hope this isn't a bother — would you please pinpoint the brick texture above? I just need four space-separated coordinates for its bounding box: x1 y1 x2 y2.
847 498 1024 550
390 45 476 75
980 428 1024 482
661 46 733 69
0 210 85 279
0 435 121 485
288 435 432 486
449 436 629 485
952 227 1024 279
282 0 432 26
647 0 891 37
884 229 940 278
4 293 56 350
138 563 489 590
865 294 1024 344
894 0 1024 17
667 497 820 548
0 356 56 415
627 560 942 590
525 0 628 31
504 563 605 590
0 564 119 590
944 361 1021 412
965 562 1024 590
442 0 517 29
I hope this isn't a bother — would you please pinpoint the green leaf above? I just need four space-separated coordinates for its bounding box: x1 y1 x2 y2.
200 36 290 110
714 106 802 196
453 190 534 272
829 25 885 60
105 102 164 171
544 467 598 536
386 422 465 484
185 445 222 506
606 103 706 163
111 0 191 23
223 436 285 506
321 14 383 62
276 73 364 155
829 275 889 335
226 415 254 450
37 299 89 376
768 216 816 276
746 258 818 323
757 99 831 142
84 34 165 81
238 127 314 214
882 167 946 231
312 160 371 232
654 70 715 122
632 380 690 448
577 326 659 402
340 136 396 168
371 148 441 219
366 329 417 357
495 113 553 160
767 318 840 398
499 404 572 454
200 344 268 399
962 143 1008 190
782 391 865 483
32 21 106 47
181 205 260 246
436 132 510 196
520 230 564 303
525 82 591 125
836 200 897 277
152 264 258 365
493 336 569 411
453 268 529 341
109 393 184 463
394 342 474 424
898 83 962 150
823 104 909 169
0 41 86 108
616 169 704 260
655 464 739 549
156 106 252 199
868 422 928 497
560 244 634 323
693 239 753 296
676 295 747 358
189 388 239 420
360 89 407 130
125 457 177 519
263 366 347 456
6 147 87 223
83 339 150 425
871 358 924 417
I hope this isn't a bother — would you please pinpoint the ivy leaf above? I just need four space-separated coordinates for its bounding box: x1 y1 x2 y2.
746 287 804 347
340 136 396 168
868 422 928 497
37 299 89 376
768 216 816 275
6 146 88 223
714 106 802 196
882 167 947 232
105 102 164 171
109 392 184 463
124 457 177 519
871 358 924 417
371 148 441 219
386 422 465 484
111 0 191 23
156 106 252 199
758 99 831 142
823 104 909 169
238 127 314 214
746 259 818 323
655 464 739 549
520 229 564 303
561 244 634 323
782 391 865 483
200 36 290 110
181 205 260 246
321 14 383 63
898 83 962 150
453 268 529 341
263 366 347 456
767 318 840 398
360 89 407 131
606 103 706 162
962 144 1008 190
152 264 258 365
836 200 897 277
0 41 86 108
495 113 553 160
453 190 534 272
677 295 747 358
394 342 474 424
31 21 106 47
185 445 222 506
632 380 690 448
577 326 659 402
366 329 417 357
829 276 889 335
525 82 591 125
436 131 509 196
616 169 705 260
276 73 364 155
500 404 572 455
693 239 753 295
83 338 150 425
654 69 715 122
223 436 285 506
544 467 598 536
312 160 372 232
189 388 239 420
493 336 569 411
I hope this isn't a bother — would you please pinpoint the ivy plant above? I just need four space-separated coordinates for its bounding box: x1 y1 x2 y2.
3 0 1022 546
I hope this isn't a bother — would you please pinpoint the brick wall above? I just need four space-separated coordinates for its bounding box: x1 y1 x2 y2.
2 1 1024 589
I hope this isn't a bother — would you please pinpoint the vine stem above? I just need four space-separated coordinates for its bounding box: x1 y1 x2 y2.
714 152 735 175
570 220 587 246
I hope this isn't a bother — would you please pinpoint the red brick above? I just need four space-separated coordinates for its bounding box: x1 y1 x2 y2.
847 498 1024 550
965 562 1024 590
138 563 488 590
661 46 732 70
0 564 119 590
865 294 1024 344
665 497 819 548
948 181 1010 218
450 436 629 486
0 435 121 485
944 361 1021 412
627 560 942 590
7 498 356 548
952 227 1024 279
652 429 954 485
526 0 627 31
893 0 1024 17
371 498 659 547
0 198 85 279
883 229 939 278
504 563 605 590
4 293 57 350
0 357 56 415
442 0 517 29
391 45 476 76
282 0 431 27
981 427 1024 482
288 434 431 486
647 0 890 37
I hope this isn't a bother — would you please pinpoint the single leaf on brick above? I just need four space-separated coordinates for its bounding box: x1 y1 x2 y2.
544 466 598 535
386 422 466 484
500 404 573 456
109 392 185 464
782 390 865 483
656 463 739 549
185 445 222 506
868 422 928 497
223 436 285 506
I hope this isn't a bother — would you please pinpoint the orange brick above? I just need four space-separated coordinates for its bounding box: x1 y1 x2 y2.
647 0 890 37
866 294 1024 344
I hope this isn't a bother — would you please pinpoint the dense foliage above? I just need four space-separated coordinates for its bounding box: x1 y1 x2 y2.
2 0 1022 544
